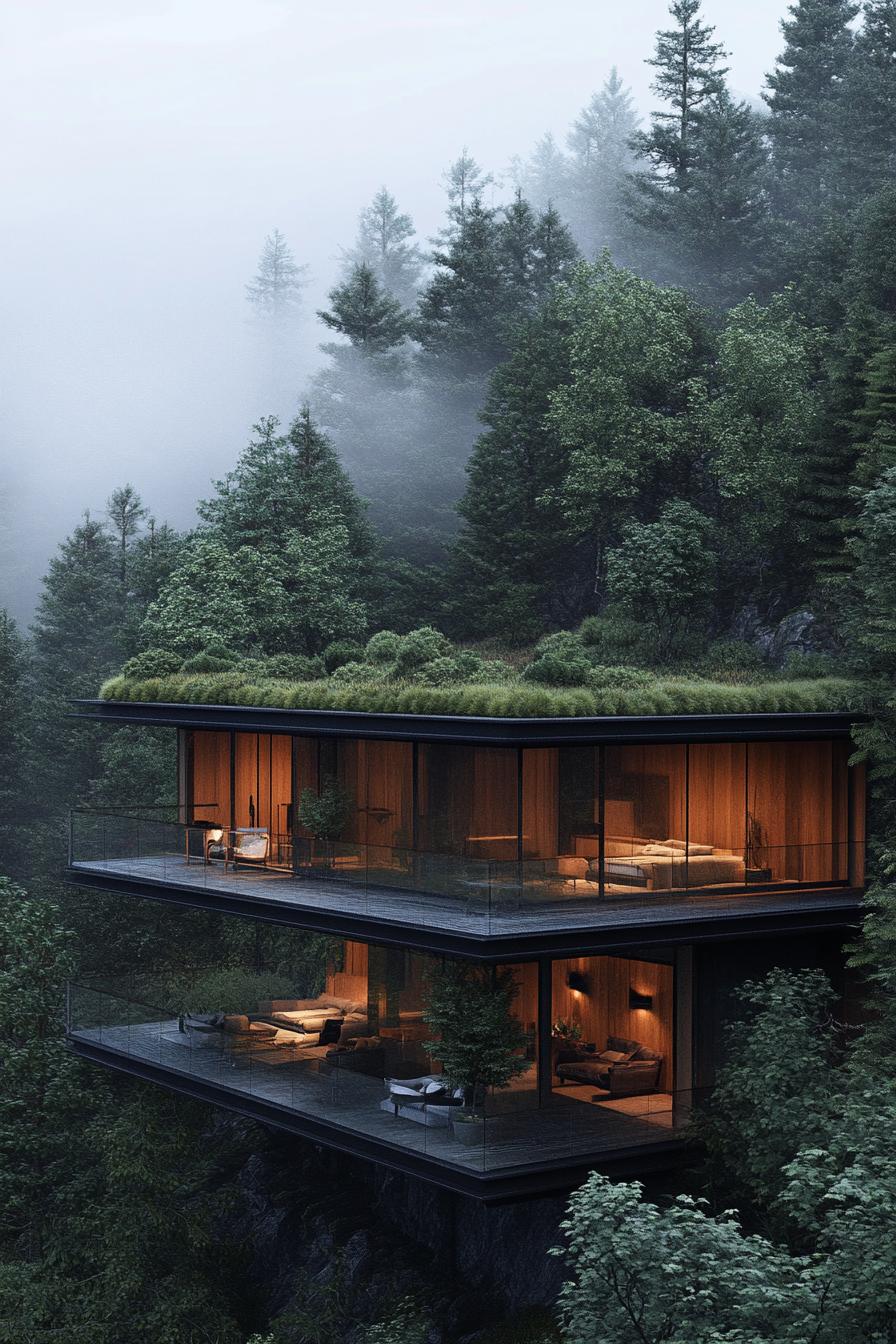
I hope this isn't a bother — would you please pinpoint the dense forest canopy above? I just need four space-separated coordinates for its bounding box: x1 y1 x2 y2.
6 2 896 1340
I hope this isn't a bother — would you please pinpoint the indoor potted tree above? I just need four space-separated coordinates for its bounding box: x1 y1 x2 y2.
422 962 530 1146
297 777 352 870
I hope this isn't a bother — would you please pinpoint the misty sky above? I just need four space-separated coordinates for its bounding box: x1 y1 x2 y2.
3 0 794 623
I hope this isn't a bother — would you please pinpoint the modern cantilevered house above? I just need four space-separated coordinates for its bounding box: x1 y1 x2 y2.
65 693 866 1201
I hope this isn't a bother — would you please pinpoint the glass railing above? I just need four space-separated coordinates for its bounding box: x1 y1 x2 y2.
66 979 697 1176
69 810 864 935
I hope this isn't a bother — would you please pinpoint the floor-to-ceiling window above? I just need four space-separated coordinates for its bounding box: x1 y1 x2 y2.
186 731 859 892
551 953 674 1105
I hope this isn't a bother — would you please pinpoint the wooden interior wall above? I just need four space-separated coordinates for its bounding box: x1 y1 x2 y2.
552 955 674 1091
327 939 369 1002
234 733 258 829
191 731 231 826
365 740 414 851
271 735 292 837
748 740 836 882
471 749 518 857
293 738 319 837
605 745 686 842
337 740 413 849
522 750 559 857
688 742 746 852
416 745 472 854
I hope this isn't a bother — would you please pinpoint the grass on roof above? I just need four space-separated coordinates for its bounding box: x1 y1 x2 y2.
98 672 860 718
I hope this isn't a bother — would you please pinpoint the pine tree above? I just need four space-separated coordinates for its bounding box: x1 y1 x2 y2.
437 150 494 243
344 187 424 306
510 132 570 215
632 0 729 191
318 263 411 354
451 303 578 641
0 614 29 879
29 515 123 857
531 203 581 301
566 68 640 257
764 0 859 217
199 408 373 561
854 346 896 485
672 92 771 303
841 1 896 196
417 195 507 377
498 190 539 305
245 228 308 318
106 484 147 592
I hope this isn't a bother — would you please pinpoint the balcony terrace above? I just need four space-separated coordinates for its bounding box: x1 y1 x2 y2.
68 812 864 953
67 981 691 1198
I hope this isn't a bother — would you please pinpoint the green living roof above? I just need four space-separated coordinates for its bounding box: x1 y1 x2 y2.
99 672 860 720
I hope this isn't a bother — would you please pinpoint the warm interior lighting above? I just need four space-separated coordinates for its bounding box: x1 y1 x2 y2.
567 970 589 995
629 988 653 1011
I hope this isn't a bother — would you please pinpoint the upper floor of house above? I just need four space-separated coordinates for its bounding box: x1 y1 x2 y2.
67 696 867 956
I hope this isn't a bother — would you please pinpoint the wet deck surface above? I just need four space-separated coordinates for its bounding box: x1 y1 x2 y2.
71 855 863 939
70 1018 682 1174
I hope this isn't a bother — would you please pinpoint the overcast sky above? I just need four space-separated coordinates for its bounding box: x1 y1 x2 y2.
2 0 793 622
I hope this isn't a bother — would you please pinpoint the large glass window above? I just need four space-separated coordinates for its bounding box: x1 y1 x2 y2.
417 745 518 860
190 730 231 828
336 739 414 858
603 744 687 893
747 740 847 884
551 954 674 1103
187 732 855 891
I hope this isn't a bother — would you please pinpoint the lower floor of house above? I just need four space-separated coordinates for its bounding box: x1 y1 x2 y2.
66 926 854 1193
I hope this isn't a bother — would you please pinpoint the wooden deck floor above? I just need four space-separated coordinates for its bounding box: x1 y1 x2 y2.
70 1019 683 1174
70 855 863 938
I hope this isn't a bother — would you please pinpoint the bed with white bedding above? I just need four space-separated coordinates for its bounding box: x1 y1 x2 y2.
599 839 746 890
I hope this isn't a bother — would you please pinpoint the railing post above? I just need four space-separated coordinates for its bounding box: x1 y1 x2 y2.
67 810 73 868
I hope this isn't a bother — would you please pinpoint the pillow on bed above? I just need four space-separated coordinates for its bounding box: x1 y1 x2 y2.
642 844 684 857
662 839 714 855
598 1049 630 1063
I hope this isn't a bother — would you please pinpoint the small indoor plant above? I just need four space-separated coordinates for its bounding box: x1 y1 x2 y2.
551 1017 583 1044
422 962 530 1145
297 777 352 867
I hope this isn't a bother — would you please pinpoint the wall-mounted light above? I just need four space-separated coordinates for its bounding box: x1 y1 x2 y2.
567 970 589 995
629 988 653 1011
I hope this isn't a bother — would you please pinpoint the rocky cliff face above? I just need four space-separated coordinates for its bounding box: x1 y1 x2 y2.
220 1121 567 1341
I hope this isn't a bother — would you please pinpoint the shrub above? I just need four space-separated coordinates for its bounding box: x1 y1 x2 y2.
329 660 378 685
782 650 838 680
588 665 654 689
322 639 366 673
365 630 402 665
121 649 182 680
262 652 326 680
201 641 240 663
522 650 594 687
416 656 462 687
698 638 769 682
578 613 650 664
99 671 857 717
392 626 453 675
180 650 240 674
